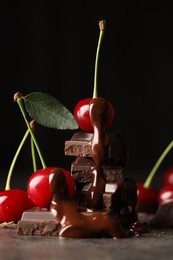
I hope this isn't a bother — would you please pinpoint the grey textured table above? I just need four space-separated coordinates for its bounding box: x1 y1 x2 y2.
0 226 173 260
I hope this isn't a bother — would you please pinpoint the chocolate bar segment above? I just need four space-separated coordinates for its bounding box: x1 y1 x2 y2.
17 207 61 236
150 201 173 228
64 131 92 157
71 157 124 183
65 131 128 167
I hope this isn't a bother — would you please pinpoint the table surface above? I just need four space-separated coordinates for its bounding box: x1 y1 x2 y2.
0 225 173 260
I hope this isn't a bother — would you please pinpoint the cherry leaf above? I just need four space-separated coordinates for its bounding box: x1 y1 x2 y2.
23 92 78 130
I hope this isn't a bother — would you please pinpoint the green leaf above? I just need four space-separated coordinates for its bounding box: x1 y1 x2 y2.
23 92 78 130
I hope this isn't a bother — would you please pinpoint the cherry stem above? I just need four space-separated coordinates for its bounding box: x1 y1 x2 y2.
144 139 173 188
30 119 37 172
14 92 47 169
93 20 106 99
31 136 37 172
5 128 30 190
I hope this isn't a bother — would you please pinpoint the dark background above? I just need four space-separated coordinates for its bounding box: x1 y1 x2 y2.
0 1 173 190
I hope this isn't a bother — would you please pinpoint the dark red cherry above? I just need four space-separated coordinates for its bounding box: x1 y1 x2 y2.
163 167 173 187
27 167 75 208
74 97 115 132
0 189 35 223
136 182 159 214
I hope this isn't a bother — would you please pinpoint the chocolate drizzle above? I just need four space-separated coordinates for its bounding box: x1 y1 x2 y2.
86 98 108 209
89 97 109 164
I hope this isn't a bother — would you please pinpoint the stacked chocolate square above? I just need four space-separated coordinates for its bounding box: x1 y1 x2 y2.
64 130 129 210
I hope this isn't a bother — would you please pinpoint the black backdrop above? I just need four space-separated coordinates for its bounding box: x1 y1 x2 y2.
0 1 173 189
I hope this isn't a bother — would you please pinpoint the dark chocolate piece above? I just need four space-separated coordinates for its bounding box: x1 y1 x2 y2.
65 131 128 168
21 207 55 220
71 157 124 183
74 175 137 212
17 207 61 236
64 131 93 157
150 202 173 228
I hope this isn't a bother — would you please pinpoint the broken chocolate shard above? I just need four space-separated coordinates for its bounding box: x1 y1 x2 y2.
65 131 128 168
21 207 55 220
71 157 124 183
17 207 61 236
64 131 93 157
150 202 173 228
17 220 60 236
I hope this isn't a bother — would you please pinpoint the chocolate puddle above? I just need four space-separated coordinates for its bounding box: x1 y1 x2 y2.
49 168 127 238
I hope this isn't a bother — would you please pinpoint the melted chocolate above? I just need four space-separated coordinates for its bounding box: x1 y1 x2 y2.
89 97 109 165
49 168 127 238
86 98 109 208
49 168 145 238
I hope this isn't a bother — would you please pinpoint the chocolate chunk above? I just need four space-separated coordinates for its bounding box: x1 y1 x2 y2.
71 157 124 183
17 207 61 236
74 191 117 210
150 202 173 228
21 207 55 220
73 177 137 211
65 131 93 157
65 131 128 167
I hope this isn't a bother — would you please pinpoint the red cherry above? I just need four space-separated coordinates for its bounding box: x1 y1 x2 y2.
74 97 115 132
0 189 35 223
158 184 173 204
27 167 75 208
136 182 159 214
163 167 173 186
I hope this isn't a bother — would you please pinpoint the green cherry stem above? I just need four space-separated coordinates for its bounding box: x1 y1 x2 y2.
30 120 37 172
14 92 47 169
5 128 30 190
144 139 173 188
31 136 37 172
93 20 106 99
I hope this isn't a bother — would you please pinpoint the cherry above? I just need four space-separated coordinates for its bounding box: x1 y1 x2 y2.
74 97 114 132
15 93 76 209
0 95 72 223
136 182 159 214
162 167 173 186
73 20 115 133
27 167 75 208
0 189 35 223
136 139 173 214
0 123 36 223
158 184 173 204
